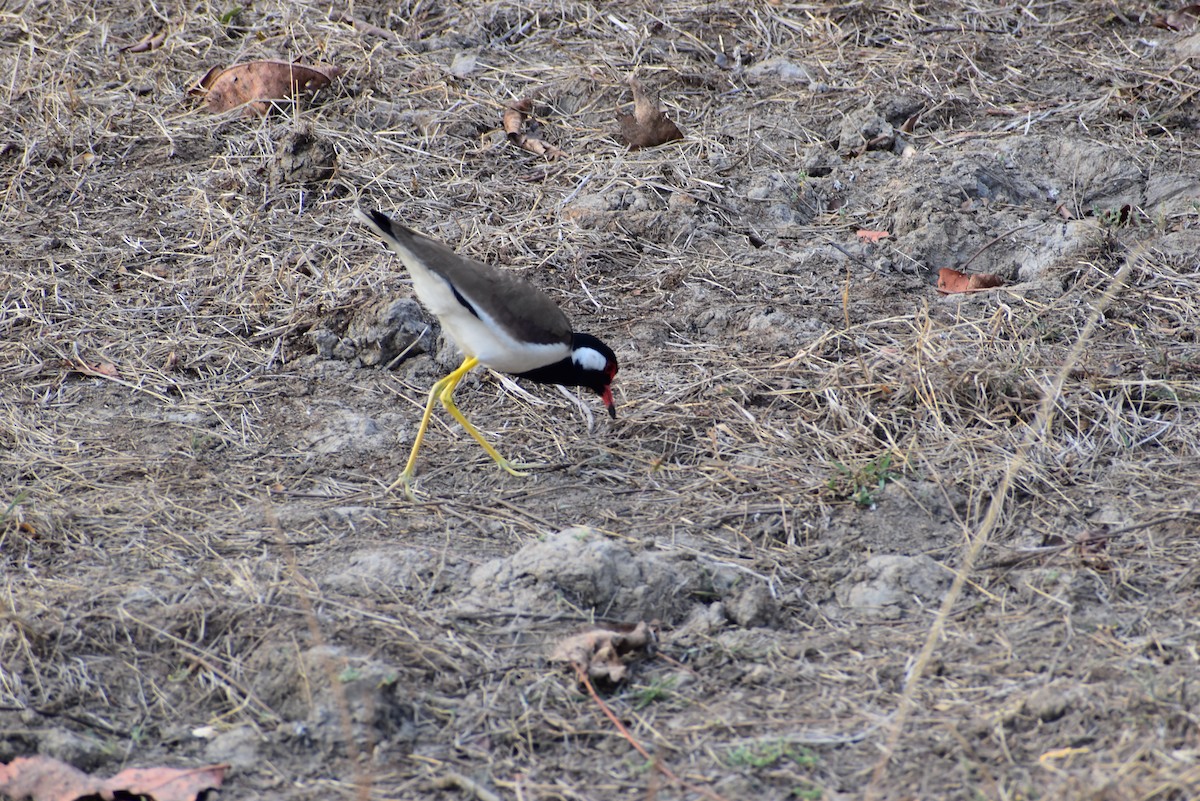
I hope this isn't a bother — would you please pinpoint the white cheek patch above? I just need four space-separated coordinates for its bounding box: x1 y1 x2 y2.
572 346 608 372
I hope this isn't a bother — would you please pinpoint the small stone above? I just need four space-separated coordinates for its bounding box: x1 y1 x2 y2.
449 52 478 77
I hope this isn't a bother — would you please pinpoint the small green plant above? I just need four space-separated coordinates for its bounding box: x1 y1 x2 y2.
629 676 678 710
791 783 823 800
827 452 899 507
727 740 817 769
1092 203 1146 230
1093 205 1123 228
189 432 223 454
2 489 30 525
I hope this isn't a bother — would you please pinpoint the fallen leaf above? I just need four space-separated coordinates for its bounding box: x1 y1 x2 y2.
936 267 1004 294
502 98 566 160
863 132 893 152
0 755 225 801
0 755 94 801
331 11 399 41
193 61 340 116
856 229 890 243
1153 4 1200 30
66 359 120 378
616 77 684 150
105 765 227 801
120 29 167 54
549 621 656 684
1076 527 1111 571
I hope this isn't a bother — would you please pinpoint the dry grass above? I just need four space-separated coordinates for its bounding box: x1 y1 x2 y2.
3 0 1200 799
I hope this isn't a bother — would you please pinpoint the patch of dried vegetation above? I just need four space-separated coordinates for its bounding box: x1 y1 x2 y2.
2 0 1199 799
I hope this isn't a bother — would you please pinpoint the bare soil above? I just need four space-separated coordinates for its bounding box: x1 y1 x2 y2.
3 2 1200 800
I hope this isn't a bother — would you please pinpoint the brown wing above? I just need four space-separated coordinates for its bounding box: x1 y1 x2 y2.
396 225 573 347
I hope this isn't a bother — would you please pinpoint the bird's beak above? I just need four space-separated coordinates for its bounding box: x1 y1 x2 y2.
602 386 616 419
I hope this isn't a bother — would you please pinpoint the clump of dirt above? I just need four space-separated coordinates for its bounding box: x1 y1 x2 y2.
833 554 951 621
463 526 778 626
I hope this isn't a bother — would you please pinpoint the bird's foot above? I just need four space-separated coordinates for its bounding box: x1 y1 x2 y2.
495 458 533 478
386 469 420 500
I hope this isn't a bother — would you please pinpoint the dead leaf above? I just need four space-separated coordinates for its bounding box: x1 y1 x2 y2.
549 621 656 684
502 98 566 160
66 359 120 378
1153 4 1200 30
0 755 225 801
193 61 340 116
120 29 167 54
105 765 227 801
856 229 890 243
331 11 399 41
0 755 94 801
617 77 684 150
936 267 1004 294
1075 526 1111 571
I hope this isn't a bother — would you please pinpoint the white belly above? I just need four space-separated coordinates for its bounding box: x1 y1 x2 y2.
405 255 568 373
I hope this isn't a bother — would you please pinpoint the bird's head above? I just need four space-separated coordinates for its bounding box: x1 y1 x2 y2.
570 333 619 418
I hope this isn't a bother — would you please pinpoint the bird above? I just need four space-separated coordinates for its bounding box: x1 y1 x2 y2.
354 208 619 494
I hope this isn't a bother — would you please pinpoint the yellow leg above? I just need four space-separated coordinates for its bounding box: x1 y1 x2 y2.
439 374 529 478
388 366 460 496
387 357 527 496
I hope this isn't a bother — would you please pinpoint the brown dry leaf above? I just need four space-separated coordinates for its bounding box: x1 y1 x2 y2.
0 756 225 801
104 764 227 801
331 11 399 41
120 29 167 54
0 755 96 801
549 621 656 684
857 229 890 243
936 267 1004 294
67 358 120 378
502 99 566 160
617 77 684 150
1075 526 1111 570
194 61 340 116
1153 4 1200 30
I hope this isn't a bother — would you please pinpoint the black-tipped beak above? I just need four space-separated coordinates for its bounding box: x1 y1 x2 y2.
603 386 616 419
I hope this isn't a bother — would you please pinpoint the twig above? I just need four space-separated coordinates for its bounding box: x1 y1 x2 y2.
575 664 732 801
864 246 1139 799
434 771 504 801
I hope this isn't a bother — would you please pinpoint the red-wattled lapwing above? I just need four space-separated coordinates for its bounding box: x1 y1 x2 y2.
354 209 619 494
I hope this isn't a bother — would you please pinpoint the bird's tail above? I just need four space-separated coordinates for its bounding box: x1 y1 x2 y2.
354 208 410 244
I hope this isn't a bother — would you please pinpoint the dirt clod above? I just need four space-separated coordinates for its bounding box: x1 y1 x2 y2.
835 555 951 620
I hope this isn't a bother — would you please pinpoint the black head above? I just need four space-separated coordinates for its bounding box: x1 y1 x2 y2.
570 333 619 418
